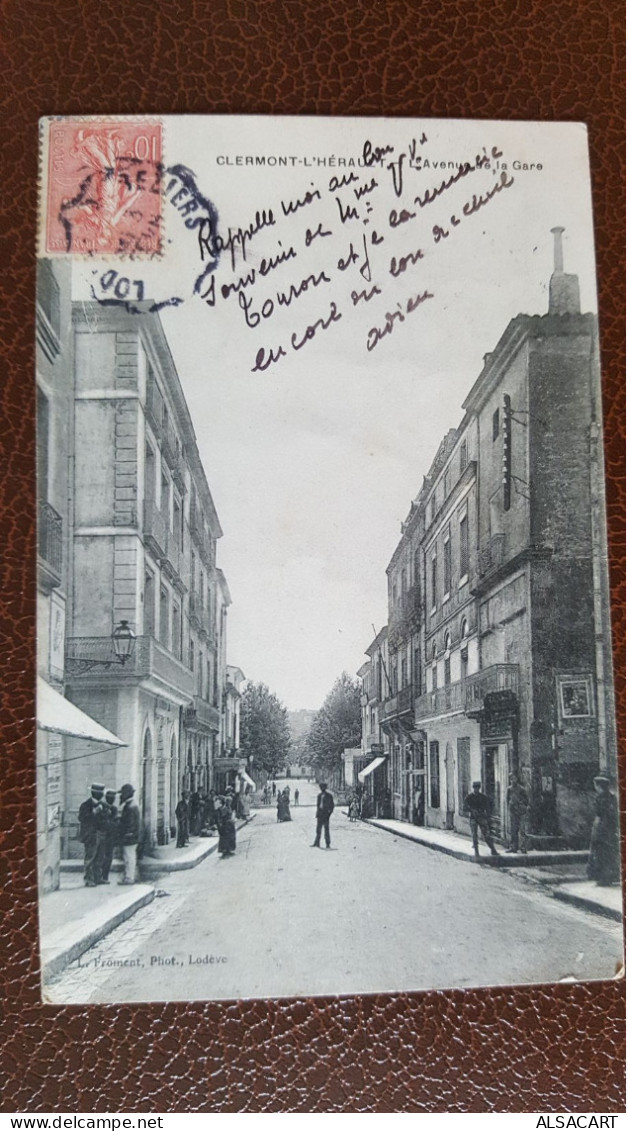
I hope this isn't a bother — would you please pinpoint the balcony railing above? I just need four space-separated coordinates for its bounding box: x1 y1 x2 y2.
183 695 220 732
415 663 519 720
66 635 195 697
416 681 465 719
479 533 505 577
464 663 519 711
143 498 168 556
38 501 63 580
381 684 413 722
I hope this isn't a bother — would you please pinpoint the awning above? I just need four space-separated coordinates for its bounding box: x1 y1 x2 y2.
239 770 256 789
37 677 126 746
358 755 386 782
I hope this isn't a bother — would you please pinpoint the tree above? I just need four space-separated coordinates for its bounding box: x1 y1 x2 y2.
239 682 291 781
306 672 362 782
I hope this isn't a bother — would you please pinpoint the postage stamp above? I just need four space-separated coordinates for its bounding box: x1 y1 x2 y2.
44 117 163 255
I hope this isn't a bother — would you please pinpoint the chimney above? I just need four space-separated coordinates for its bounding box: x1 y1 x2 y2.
548 226 580 315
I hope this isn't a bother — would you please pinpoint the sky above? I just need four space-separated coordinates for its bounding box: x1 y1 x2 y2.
68 115 598 710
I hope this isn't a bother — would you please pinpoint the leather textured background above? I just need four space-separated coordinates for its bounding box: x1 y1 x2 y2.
1 0 625 1113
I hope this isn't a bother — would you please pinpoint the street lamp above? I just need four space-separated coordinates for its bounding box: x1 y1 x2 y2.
111 620 136 665
66 620 137 674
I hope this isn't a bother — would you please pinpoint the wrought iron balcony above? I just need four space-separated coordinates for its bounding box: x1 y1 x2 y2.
38 501 63 588
183 695 220 732
415 680 465 720
464 663 519 712
415 663 519 721
381 684 413 722
66 634 194 697
479 533 506 577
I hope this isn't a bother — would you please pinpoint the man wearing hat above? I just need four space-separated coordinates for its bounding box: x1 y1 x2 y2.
118 783 141 884
464 780 499 858
101 788 119 882
78 783 108 887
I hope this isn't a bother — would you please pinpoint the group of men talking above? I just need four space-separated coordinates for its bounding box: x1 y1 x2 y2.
78 782 141 887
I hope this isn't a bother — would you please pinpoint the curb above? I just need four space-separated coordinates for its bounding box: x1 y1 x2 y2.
552 887 623 922
362 816 589 868
42 886 155 984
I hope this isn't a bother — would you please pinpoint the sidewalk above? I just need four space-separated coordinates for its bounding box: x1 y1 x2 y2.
552 881 623 922
359 815 622 921
45 816 255 982
362 815 588 867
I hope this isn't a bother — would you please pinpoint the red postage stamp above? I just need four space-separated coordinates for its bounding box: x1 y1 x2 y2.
44 118 163 255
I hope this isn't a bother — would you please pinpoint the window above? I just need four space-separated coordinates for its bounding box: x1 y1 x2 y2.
160 470 170 526
414 647 421 694
444 656 451 686
189 638 195 673
459 513 469 578
431 664 437 692
459 439 468 475
392 582 398 605
401 567 407 595
159 586 169 648
197 649 203 695
199 569 204 611
144 571 155 636
443 468 450 498
430 494 436 522
37 388 50 503
429 742 440 808
443 534 452 598
460 647 468 681
414 548 420 585
144 444 156 504
173 496 181 546
431 554 437 610
401 657 408 688
172 602 181 659
492 407 500 441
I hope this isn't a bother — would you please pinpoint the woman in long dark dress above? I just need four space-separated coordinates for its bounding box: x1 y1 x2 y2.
277 788 292 822
587 776 620 885
216 795 237 856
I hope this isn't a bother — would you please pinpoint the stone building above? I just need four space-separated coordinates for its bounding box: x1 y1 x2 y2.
63 302 231 851
366 230 614 847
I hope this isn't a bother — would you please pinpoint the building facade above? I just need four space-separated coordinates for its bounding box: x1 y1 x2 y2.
36 259 73 891
63 302 232 852
362 231 615 848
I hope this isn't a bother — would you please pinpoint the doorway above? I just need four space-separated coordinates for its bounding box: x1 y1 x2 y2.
445 742 455 829
483 743 509 840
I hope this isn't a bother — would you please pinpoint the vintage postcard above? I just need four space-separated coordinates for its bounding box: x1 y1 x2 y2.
36 115 623 1004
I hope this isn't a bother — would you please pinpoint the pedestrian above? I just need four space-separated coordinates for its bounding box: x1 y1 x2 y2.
277 787 292 822
272 781 276 799
78 783 109 887
216 795 237 857
413 783 425 826
175 791 190 847
312 781 335 848
348 794 360 822
101 788 119 882
464 781 499 858
294 788 300 806
118 783 141 884
189 790 201 836
587 775 620 886
506 773 529 853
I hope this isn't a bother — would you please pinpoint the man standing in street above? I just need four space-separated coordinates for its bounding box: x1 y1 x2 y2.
78 783 108 887
506 772 529 854
464 780 499 858
118 783 141 884
101 787 119 882
175 790 190 848
312 782 335 849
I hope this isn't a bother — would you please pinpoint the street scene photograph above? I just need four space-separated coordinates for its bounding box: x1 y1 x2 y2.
36 115 623 1004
